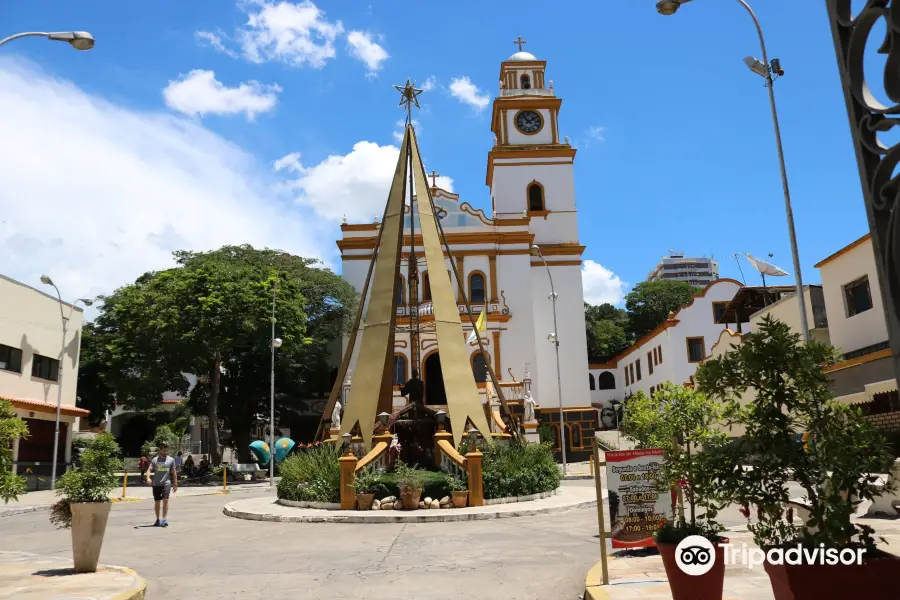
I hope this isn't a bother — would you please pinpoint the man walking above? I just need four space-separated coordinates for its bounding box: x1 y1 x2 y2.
145 442 178 527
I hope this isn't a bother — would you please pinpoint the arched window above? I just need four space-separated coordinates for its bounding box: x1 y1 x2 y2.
528 182 544 212
597 371 616 390
520 74 531 89
589 373 596 391
393 354 408 385
469 272 486 303
471 351 488 383
422 272 432 301
395 275 406 306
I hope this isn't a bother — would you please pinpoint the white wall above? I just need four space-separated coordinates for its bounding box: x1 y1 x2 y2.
818 237 888 355
491 160 574 217
749 287 830 346
504 108 556 146
0 275 83 408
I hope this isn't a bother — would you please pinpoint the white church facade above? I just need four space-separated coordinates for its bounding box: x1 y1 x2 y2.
337 47 596 453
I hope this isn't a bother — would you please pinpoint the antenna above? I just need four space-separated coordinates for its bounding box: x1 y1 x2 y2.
728 253 746 285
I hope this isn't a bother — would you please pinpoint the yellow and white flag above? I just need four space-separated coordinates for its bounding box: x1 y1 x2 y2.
467 307 487 344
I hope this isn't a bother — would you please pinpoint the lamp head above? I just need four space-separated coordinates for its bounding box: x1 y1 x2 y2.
656 0 681 15
48 31 95 50
80 299 94 307
273 337 283 349
435 410 447 425
529 244 541 257
377 412 390 427
40 275 54 286
743 56 769 78
467 427 480 444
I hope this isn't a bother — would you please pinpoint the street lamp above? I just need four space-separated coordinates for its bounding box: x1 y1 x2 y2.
656 0 810 341
269 278 282 489
530 244 567 475
40 275 92 490
0 31 95 50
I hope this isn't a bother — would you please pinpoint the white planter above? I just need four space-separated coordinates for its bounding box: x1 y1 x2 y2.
70 502 112 573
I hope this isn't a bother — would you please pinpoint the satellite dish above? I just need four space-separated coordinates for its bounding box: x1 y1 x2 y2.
745 253 789 277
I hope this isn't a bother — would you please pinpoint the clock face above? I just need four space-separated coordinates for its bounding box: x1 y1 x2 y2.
515 110 543 134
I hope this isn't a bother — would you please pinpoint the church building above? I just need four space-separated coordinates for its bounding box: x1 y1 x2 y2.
336 44 596 454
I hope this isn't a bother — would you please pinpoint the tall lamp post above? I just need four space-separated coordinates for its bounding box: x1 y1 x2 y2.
0 31 95 50
40 275 92 490
530 244 567 475
655 0 810 341
270 280 282 489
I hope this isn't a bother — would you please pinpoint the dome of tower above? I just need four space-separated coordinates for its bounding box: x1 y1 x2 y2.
508 51 537 61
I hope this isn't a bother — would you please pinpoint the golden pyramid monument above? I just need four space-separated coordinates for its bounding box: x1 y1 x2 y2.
316 80 519 449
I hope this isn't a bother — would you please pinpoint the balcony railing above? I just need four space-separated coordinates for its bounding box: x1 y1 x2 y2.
396 301 508 318
499 88 555 97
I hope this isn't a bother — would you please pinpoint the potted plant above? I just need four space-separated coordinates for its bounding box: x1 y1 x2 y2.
444 472 469 508
350 465 382 510
696 316 898 600
394 462 425 511
49 433 122 573
621 383 731 600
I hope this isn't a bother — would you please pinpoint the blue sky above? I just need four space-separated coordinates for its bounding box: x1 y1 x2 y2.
0 1 878 308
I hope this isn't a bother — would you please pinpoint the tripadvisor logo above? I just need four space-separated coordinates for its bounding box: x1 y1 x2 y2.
674 535 866 574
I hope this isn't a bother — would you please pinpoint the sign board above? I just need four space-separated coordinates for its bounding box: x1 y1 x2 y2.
605 448 669 549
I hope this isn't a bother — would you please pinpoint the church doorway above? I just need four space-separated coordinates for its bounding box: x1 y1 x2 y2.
424 352 446 405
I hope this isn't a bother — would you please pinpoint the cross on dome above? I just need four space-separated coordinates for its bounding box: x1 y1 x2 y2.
513 35 527 52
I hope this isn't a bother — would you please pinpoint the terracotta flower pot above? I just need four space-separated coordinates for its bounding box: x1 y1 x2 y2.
398 486 422 511
451 490 469 508
764 550 900 600
70 502 112 573
356 493 376 511
657 539 727 600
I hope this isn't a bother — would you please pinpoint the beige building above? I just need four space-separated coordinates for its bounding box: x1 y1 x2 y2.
0 275 89 475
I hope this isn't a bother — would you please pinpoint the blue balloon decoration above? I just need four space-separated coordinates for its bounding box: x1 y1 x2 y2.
274 438 295 462
249 440 271 465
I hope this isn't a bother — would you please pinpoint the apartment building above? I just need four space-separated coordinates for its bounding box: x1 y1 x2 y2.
647 253 720 287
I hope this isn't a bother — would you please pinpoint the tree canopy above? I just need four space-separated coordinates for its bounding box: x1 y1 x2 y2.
584 302 629 363
623 280 699 339
81 245 357 464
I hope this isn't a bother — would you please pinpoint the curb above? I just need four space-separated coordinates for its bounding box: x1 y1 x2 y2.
562 474 593 481
223 497 597 523
108 565 147 600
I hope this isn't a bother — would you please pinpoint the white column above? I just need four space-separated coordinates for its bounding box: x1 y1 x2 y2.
11 436 20 475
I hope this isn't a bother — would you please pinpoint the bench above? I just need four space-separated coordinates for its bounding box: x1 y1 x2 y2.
229 463 267 480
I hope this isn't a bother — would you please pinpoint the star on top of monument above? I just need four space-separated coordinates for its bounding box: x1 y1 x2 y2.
393 78 424 116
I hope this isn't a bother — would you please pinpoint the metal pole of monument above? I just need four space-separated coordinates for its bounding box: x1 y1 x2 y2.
531 245 567 474
592 435 610 585
269 280 277 488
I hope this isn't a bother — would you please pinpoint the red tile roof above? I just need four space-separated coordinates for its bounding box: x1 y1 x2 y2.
1 396 90 417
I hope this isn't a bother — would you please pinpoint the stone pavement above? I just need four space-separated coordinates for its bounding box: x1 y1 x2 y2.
225 484 599 523
0 551 145 600
0 482 273 517
583 516 900 600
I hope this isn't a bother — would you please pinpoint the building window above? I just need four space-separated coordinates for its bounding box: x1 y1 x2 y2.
658 345 663 364
624 366 630 387
469 272 486 303
520 74 531 89
395 275 406 306
597 371 615 390
32 353 60 381
844 276 873 317
393 354 408 385
527 182 545 212
712 302 728 323
0 344 23 373
686 337 705 363
589 373 596 390
647 351 654 376
629 363 635 384
636 359 642 381
649 385 655 396
472 352 488 383
422 272 432 301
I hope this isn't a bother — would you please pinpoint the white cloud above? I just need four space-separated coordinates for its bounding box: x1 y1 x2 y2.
421 75 437 91
0 58 332 306
582 260 627 306
585 126 606 145
163 70 281 120
237 0 344 68
195 31 238 58
346 31 389 73
448 76 490 111
392 118 420 144
276 142 454 223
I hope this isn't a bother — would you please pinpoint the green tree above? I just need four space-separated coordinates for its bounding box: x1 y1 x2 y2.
76 322 117 427
0 399 29 503
91 245 356 465
584 302 629 362
624 280 699 339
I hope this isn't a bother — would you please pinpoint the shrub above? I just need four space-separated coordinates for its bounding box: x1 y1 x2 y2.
0 399 28 504
375 469 449 500
276 445 341 503
461 441 561 499
50 433 122 529
350 465 382 495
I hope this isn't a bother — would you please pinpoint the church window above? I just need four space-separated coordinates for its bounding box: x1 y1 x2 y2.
597 371 615 390
393 354 408 386
471 351 488 383
520 74 531 89
396 275 406 306
527 182 545 212
589 373 596 391
469 272 486 303
422 272 432 301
